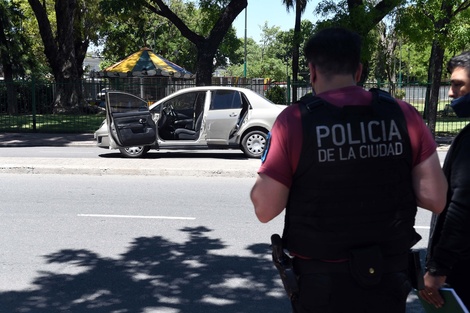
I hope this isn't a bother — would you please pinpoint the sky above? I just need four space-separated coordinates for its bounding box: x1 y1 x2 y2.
232 1 318 43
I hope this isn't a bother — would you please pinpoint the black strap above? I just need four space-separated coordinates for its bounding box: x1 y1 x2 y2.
293 253 408 274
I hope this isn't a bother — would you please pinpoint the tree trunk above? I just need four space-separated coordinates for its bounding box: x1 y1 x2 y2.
195 45 216 86
195 65 213 86
28 0 86 113
291 1 302 102
0 9 18 115
4 63 18 115
425 41 445 138
53 78 83 114
150 0 247 86
424 0 453 137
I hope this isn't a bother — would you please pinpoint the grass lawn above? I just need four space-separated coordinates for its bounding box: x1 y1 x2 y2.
0 114 105 133
1 108 468 136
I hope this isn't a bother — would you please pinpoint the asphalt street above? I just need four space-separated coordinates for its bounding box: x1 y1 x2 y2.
0 133 451 178
0 133 261 177
0 132 452 313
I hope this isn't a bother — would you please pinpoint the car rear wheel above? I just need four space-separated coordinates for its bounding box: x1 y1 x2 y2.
241 130 268 158
118 146 150 158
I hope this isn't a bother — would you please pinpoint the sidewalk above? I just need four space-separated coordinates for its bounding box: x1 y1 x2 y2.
0 132 451 178
0 133 261 177
0 132 95 147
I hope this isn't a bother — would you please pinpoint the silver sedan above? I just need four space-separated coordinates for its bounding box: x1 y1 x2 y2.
94 86 286 158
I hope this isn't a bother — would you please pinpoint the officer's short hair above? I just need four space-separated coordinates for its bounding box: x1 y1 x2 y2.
447 51 470 77
304 27 362 79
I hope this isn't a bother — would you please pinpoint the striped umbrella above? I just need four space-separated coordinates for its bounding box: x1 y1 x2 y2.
96 47 194 79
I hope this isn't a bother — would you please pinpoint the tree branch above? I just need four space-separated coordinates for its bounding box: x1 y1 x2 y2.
145 0 204 46
454 0 470 15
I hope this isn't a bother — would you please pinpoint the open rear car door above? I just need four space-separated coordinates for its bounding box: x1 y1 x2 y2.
106 91 156 149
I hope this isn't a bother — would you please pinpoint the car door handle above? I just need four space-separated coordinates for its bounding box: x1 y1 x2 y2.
229 113 238 117
139 118 147 124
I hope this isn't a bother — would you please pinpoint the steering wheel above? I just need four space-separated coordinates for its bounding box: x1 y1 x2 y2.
167 104 177 117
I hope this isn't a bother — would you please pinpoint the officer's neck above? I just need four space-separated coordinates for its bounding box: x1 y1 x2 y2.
314 74 357 95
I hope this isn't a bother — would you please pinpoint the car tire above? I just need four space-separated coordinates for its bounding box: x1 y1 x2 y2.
118 146 150 158
241 130 268 158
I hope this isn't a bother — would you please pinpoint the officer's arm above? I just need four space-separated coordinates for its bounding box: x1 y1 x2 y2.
250 173 289 223
412 151 447 214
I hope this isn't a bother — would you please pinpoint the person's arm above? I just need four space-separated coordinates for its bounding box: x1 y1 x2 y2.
411 151 447 214
250 173 290 223
424 134 470 291
418 273 446 309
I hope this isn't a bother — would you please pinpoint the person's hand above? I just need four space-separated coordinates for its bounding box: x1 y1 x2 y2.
418 272 446 308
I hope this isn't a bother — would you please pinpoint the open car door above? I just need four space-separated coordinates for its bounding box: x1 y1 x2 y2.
228 93 250 139
106 91 156 149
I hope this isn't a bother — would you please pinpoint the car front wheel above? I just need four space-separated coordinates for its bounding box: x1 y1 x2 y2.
241 130 268 158
118 146 150 158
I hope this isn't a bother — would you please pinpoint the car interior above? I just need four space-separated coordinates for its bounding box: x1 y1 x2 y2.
156 92 206 141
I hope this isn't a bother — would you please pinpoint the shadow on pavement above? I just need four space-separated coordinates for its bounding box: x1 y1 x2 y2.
0 133 95 147
0 226 290 313
98 151 250 160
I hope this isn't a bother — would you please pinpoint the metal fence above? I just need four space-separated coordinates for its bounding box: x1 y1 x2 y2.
0 78 468 135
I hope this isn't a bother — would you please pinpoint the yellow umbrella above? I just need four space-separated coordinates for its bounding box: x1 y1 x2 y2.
97 47 194 79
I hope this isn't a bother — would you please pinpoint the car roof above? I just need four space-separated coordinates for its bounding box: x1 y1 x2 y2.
171 86 258 94
149 86 269 109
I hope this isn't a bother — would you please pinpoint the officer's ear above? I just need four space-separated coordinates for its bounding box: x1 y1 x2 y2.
355 63 363 82
309 63 316 84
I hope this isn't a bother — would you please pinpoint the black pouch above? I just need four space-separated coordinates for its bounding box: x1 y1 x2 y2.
349 245 383 287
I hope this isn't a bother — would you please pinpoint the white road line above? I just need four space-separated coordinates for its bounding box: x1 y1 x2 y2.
78 214 195 220
414 226 430 229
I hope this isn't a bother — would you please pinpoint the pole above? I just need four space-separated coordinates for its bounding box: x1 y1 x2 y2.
243 6 247 78
399 39 402 89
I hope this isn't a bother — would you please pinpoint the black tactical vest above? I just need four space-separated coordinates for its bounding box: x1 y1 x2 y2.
282 89 420 259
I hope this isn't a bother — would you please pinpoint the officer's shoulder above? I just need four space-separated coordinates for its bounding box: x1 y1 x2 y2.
297 93 325 111
368 88 397 103
298 92 315 103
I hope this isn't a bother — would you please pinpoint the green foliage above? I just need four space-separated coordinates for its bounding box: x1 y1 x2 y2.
227 31 288 80
5 0 470 89
0 0 40 78
394 88 406 100
226 20 314 82
98 0 242 75
0 114 104 133
265 85 287 104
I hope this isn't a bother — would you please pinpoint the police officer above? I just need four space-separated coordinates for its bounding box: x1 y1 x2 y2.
419 51 470 309
250 27 447 313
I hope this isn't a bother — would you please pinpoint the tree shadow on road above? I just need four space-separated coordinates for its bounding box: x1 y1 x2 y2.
0 226 290 313
0 133 95 147
98 150 249 160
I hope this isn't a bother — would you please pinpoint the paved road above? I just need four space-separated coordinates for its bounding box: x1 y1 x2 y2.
0 133 451 177
0 132 450 312
0 133 261 177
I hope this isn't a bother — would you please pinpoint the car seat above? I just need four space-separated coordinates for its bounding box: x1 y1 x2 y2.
174 112 203 140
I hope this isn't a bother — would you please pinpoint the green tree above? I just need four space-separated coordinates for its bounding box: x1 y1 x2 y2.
227 23 302 82
0 0 35 114
98 1 205 73
282 0 309 102
398 0 470 136
102 0 246 86
27 0 102 113
314 0 406 83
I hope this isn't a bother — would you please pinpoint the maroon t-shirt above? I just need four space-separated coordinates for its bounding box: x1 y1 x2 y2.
259 86 438 188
